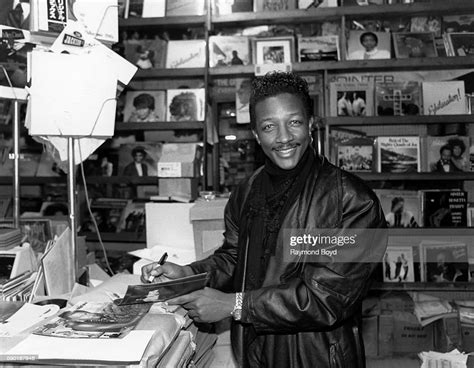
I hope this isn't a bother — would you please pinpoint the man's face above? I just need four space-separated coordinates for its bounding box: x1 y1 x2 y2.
361 34 377 52
452 145 462 158
441 148 452 164
134 152 144 163
253 93 312 170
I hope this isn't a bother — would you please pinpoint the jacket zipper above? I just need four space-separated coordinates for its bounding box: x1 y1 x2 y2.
330 343 343 368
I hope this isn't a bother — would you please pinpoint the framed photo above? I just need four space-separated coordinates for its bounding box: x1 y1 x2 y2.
393 32 438 58
420 241 469 282
297 35 340 62
383 245 415 282
122 90 166 123
166 88 206 122
329 82 374 117
347 30 391 60
446 32 474 56
252 36 295 65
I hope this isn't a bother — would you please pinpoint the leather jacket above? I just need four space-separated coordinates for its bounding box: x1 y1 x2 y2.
189 155 387 368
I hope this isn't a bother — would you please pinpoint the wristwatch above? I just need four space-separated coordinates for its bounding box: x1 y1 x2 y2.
231 292 243 321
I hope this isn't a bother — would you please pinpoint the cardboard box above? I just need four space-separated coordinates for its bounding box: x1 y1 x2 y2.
158 178 199 200
157 143 202 178
461 324 474 353
189 198 228 261
379 292 414 313
392 311 434 354
434 316 461 352
362 315 378 358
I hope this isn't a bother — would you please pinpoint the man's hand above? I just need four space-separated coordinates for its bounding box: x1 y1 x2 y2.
140 261 194 284
167 288 235 323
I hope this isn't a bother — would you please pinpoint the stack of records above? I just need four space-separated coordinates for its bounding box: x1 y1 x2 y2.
0 228 23 250
0 271 35 302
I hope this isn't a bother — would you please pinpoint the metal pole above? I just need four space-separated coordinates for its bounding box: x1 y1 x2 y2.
67 137 77 281
12 100 20 227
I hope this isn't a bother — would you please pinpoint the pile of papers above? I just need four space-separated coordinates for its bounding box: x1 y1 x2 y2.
410 292 457 326
0 271 36 302
0 228 22 250
419 349 469 368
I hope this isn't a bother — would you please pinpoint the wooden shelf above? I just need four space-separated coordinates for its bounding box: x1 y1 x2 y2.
354 172 474 181
371 281 474 292
115 122 203 131
134 68 206 79
0 176 65 185
209 57 474 77
325 114 474 127
85 176 159 185
119 15 206 28
83 231 146 243
211 1 474 26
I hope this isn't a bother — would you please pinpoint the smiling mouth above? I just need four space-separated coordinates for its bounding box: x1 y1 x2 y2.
273 145 299 153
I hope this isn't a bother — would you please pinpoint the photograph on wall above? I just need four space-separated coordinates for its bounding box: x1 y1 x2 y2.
122 90 166 123
123 38 167 69
336 137 374 172
393 32 437 58
209 36 250 67
375 81 421 116
420 241 469 282
383 245 415 282
166 88 205 122
347 30 391 60
235 78 251 124
118 142 163 177
374 189 420 228
165 40 206 69
297 35 339 62
252 36 295 65
425 135 470 173
376 136 420 173
446 32 474 56
329 82 374 117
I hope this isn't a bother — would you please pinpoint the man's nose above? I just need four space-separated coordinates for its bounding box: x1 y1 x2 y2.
277 125 293 143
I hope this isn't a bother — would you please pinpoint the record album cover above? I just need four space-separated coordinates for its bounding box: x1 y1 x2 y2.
375 81 421 116
376 136 420 173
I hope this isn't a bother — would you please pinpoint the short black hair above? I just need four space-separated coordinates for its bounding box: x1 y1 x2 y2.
447 137 466 155
439 144 452 155
132 146 146 157
249 71 312 130
360 31 378 45
133 93 155 110
391 197 404 211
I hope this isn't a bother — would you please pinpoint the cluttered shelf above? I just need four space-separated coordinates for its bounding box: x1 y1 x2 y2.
324 114 474 126
354 172 474 181
115 121 204 131
371 281 474 292
211 1 474 27
208 56 474 77
133 67 206 79
119 14 206 28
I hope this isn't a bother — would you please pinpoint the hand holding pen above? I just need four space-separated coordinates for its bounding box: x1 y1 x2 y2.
141 252 195 284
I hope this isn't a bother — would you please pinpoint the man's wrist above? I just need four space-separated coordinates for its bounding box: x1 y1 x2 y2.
231 292 243 321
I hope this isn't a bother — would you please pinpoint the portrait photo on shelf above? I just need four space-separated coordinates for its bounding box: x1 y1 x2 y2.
445 32 474 57
166 88 205 122
393 32 437 58
118 142 163 177
209 36 250 67
122 90 166 123
297 35 340 62
329 81 374 117
252 36 295 65
383 245 415 283
425 135 471 173
420 241 469 283
346 30 391 60
123 38 167 69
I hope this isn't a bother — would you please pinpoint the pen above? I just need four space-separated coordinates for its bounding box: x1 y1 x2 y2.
147 252 168 283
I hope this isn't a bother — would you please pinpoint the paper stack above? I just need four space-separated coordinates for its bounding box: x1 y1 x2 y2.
419 349 469 368
0 228 23 250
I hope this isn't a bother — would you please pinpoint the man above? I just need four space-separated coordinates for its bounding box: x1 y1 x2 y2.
349 31 390 60
385 197 418 228
142 72 387 367
123 146 148 176
431 144 462 173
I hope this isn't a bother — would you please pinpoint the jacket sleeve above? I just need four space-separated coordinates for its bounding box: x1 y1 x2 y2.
186 183 244 292
240 176 387 334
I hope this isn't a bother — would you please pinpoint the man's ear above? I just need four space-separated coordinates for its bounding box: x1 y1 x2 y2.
252 130 260 145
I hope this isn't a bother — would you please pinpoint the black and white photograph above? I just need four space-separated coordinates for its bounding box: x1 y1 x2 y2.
347 30 391 60
383 245 415 282
252 36 295 65
393 32 438 58
421 242 469 282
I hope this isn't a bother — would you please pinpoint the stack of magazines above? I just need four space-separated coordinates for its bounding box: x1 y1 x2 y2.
0 227 23 250
0 271 36 302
